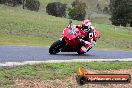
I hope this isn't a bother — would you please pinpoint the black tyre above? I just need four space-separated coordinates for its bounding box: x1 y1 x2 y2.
76 76 86 85
77 50 85 55
49 40 65 54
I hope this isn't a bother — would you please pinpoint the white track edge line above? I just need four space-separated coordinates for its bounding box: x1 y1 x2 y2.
0 58 132 67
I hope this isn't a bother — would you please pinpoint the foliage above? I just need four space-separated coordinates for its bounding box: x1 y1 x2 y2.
103 7 110 14
109 0 132 27
25 0 40 11
97 3 102 13
68 0 87 21
0 0 22 7
0 0 6 4
46 2 66 17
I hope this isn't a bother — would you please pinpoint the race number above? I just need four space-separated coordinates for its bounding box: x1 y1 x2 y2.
89 33 93 38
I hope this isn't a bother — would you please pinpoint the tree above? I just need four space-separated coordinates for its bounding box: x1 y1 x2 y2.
0 0 22 7
25 0 40 11
109 0 132 27
103 7 110 14
68 0 87 21
0 0 6 4
97 3 102 13
46 2 66 17
22 0 26 9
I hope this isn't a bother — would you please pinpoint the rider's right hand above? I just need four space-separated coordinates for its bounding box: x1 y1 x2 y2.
76 25 82 29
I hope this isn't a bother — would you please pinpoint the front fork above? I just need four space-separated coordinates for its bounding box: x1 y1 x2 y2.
59 38 66 46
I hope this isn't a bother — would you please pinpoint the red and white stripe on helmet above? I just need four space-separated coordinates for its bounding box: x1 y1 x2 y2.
82 19 91 26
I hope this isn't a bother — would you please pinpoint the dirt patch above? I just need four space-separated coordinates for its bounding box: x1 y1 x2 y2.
14 69 132 88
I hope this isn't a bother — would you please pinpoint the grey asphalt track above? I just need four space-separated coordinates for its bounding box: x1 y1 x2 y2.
0 45 132 63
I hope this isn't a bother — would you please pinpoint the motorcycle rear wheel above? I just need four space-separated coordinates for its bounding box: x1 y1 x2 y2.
77 51 85 55
49 40 65 54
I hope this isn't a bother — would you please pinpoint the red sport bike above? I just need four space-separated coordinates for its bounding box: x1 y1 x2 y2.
49 20 100 54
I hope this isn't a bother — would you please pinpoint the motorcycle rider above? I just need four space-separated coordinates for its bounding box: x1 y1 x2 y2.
76 19 98 54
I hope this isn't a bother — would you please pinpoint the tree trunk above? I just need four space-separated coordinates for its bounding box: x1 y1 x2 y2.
23 0 25 9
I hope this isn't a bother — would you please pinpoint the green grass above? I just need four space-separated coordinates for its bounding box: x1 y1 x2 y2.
0 5 71 45
94 24 132 50
0 62 132 86
0 5 132 50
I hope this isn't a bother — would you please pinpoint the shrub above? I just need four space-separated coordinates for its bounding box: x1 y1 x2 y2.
46 2 66 17
0 0 22 7
97 3 102 13
130 21 132 27
68 0 87 21
103 7 110 14
0 0 6 4
25 0 40 11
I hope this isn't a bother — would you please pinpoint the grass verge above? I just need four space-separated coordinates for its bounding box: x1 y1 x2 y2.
0 62 132 86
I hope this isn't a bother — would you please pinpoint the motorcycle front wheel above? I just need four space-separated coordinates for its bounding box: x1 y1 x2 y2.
49 40 65 54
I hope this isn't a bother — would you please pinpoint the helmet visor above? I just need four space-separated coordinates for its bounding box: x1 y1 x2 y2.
83 25 91 30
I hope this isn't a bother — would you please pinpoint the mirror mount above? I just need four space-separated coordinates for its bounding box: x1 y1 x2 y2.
69 19 72 29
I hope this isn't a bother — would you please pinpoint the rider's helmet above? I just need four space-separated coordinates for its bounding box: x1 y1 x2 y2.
81 19 92 32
